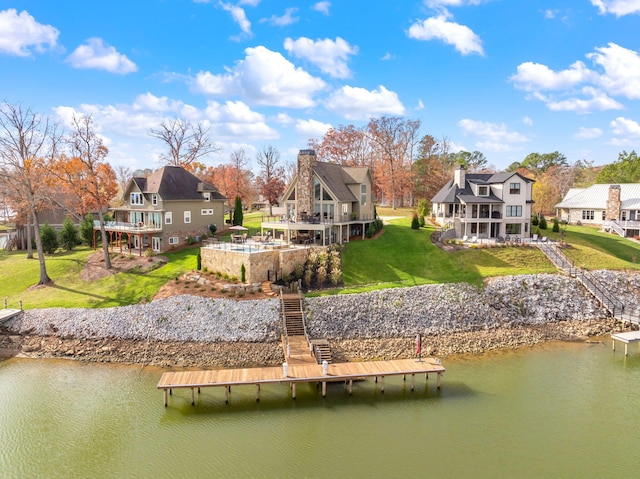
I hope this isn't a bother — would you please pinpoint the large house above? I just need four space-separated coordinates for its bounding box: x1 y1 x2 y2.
261 149 375 245
98 165 226 253
555 183 640 238
431 166 535 240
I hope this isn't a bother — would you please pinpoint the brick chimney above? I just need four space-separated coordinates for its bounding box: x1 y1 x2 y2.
297 149 317 221
454 165 466 188
606 185 621 221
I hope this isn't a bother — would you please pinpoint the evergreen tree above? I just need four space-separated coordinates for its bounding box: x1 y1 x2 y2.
539 214 548 230
40 222 59 255
552 217 560 233
60 217 79 251
80 213 95 246
411 213 420 230
531 213 539 226
232 196 244 226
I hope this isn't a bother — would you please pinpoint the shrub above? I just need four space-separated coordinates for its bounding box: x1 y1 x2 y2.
539 214 548 230
240 263 246 283
552 218 559 232
60 217 80 251
531 213 539 226
196 252 202 270
417 198 429 217
186 236 197 245
418 215 425 228
40 222 59 255
208 224 217 235
79 213 94 246
366 223 376 238
411 213 420 230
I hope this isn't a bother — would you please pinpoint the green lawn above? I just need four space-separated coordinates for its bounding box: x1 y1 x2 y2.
3 215 639 308
0 246 199 309
338 218 557 294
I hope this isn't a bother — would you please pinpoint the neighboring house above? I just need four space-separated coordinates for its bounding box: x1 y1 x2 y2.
99 165 226 253
431 166 535 240
261 149 375 244
555 183 640 237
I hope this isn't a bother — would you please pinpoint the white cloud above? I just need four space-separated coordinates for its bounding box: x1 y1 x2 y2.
295 118 332 140
325 85 405 120
415 99 425 110
574 126 603 139
587 43 640 100
311 1 331 15
534 87 624 112
0 8 59 57
424 1 486 7
591 0 640 16
192 46 325 108
381 52 394 60
511 43 640 112
66 38 137 74
522 116 533 126
219 2 252 38
284 37 357 79
407 15 484 56
458 119 529 152
610 116 640 137
261 7 299 26
273 112 294 124
542 9 558 18
510 61 595 91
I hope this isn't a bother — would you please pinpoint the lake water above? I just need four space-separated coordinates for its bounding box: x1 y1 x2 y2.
1 340 640 478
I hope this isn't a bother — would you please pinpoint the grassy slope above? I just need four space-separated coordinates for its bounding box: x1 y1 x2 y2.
0 246 198 309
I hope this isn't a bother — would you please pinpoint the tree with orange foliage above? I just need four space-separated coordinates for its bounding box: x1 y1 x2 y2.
52 115 117 269
0 102 61 284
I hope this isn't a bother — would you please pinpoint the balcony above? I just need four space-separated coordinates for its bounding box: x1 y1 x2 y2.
95 220 163 233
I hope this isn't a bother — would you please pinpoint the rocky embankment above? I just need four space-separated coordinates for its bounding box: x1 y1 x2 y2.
1 272 638 367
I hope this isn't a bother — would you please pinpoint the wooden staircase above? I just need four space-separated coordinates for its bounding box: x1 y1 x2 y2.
261 281 278 297
280 293 332 364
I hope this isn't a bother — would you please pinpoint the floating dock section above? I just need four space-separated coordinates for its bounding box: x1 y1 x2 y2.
611 331 640 356
157 358 445 407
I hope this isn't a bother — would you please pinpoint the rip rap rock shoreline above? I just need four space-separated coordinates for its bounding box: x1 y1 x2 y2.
1 272 638 367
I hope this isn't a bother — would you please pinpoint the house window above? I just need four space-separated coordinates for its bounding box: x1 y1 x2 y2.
184 211 191 224
342 204 348 215
168 236 179 245
602 211 606 221
203 192 210 202
506 223 522 234
201 209 213 215
360 184 367 206
314 178 321 201
288 189 296 200
582 210 594 220
130 193 143 205
506 205 522 217
164 212 172 225
509 183 521 194
478 186 489 196
152 194 158 206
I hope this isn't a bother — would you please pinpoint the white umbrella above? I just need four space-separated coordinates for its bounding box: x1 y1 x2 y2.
229 225 248 231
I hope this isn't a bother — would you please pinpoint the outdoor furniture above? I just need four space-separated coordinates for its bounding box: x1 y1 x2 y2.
470 236 478 244
532 234 539 242
540 236 548 242
462 235 469 242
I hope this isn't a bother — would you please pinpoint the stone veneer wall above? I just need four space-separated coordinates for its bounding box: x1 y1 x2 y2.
201 246 311 283
296 149 317 221
606 185 621 221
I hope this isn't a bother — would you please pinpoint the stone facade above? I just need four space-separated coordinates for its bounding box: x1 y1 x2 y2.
296 150 317 221
201 246 312 283
606 185 621 221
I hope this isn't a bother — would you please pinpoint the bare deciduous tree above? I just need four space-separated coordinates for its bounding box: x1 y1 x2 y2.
255 145 285 215
149 118 219 167
0 102 61 284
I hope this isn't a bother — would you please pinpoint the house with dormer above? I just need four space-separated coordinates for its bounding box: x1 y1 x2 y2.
261 149 375 245
431 166 535 240
98 165 226 253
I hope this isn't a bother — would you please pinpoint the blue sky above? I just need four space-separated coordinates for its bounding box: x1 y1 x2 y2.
1 0 640 173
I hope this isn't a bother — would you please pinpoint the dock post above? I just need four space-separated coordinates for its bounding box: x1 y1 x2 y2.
348 379 353 395
625 343 629 356
411 374 415 391
380 376 385 393
256 384 260 402
322 381 326 397
163 389 168 407
225 386 229 404
292 382 296 399
191 388 195 405
437 372 442 389
612 339 615 351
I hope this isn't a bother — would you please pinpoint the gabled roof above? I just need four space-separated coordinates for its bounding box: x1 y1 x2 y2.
128 166 226 201
555 183 640 210
314 162 365 202
431 171 534 205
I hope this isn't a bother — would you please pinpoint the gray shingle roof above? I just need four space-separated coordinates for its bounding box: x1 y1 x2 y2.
130 166 226 201
431 171 534 205
314 162 363 202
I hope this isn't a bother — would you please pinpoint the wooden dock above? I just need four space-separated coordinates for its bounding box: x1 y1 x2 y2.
157 358 445 406
611 331 640 356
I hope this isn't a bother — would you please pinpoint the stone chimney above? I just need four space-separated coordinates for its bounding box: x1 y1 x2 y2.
606 185 621 221
454 165 466 188
297 149 317 221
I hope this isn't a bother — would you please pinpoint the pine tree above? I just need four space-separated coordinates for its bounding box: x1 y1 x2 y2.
232 196 244 226
60 217 79 251
40 222 59 255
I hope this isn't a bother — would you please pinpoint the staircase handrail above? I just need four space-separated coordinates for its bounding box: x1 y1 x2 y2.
609 220 625 237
